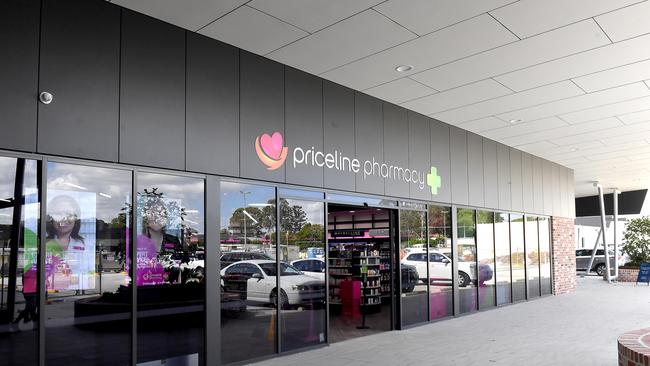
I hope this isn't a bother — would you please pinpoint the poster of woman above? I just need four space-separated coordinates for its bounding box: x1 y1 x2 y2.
45 190 96 290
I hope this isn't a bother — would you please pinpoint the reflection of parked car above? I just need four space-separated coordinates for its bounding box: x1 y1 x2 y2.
401 264 419 293
220 260 325 309
576 249 616 276
220 252 272 268
291 259 325 280
401 250 493 287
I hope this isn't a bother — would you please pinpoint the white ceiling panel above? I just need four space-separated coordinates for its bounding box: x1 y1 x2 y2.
401 79 512 115
374 0 515 36
617 108 650 125
489 0 642 39
481 117 568 140
364 78 437 104
573 60 650 92
554 156 591 166
500 117 623 146
432 81 584 124
411 20 609 91
559 95 650 124
497 82 650 123
457 117 511 133
495 33 650 91
248 0 385 33
112 0 248 31
537 141 607 158
198 6 307 55
551 119 650 146
586 145 650 161
320 14 517 91
596 1 650 42
267 10 416 75
599 132 650 146
515 141 559 154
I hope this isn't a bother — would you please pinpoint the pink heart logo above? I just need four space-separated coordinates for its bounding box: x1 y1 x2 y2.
255 131 288 170
259 132 284 160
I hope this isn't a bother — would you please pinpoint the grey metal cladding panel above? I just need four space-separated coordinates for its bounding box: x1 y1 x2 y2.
449 127 468 206
467 133 484 208
522 153 534 213
482 139 498 209
285 67 324 187
383 103 409 199
568 169 576 217
239 52 285 182
323 81 355 191
120 11 186 170
186 33 239 176
559 166 570 217
552 163 561 217
354 93 384 195
38 0 120 161
542 160 554 216
497 143 511 211
430 119 451 203
532 156 544 215
0 0 39 151
510 149 523 212
409 112 431 201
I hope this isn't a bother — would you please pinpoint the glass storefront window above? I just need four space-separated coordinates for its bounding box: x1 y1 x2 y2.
525 216 540 299
399 209 428 326
278 197 326 351
510 214 526 302
0 157 39 366
457 208 477 314
494 213 511 305
476 211 495 309
427 206 452 320
136 173 205 365
45 162 131 366
539 217 552 296
220 182 276 364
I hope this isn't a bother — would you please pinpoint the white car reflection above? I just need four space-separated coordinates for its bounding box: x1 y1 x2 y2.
401 250 493 287
220 260 325 309
290 259 325 280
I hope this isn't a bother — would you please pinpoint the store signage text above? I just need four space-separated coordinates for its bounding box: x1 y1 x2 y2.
256 131 442 195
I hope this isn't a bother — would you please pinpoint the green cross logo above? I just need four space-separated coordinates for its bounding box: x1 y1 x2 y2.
427 166 442 195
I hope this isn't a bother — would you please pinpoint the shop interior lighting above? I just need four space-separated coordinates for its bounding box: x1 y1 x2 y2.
99 192 112 199
242 209 258 224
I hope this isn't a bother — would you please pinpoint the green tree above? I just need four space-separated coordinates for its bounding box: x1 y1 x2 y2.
622 216 650 267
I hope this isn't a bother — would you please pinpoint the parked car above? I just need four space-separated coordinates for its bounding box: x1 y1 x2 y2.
290 258 325 280
401 250 493 287
401 263 419 293
220 260 325 309
220 251 273 268
575 249 616 276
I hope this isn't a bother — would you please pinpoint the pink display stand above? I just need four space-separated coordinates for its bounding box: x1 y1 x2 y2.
340 279 361 318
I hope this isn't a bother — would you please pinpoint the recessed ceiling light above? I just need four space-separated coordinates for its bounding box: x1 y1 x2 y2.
570 148 579 152
395 65 413 72
508 119 522 124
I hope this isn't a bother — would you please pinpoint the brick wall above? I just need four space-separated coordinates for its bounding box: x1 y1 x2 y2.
618 328 650 366
619 268 640 283
552 217 576 295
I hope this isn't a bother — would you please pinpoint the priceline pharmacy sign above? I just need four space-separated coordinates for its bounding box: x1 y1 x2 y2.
255 131 442 195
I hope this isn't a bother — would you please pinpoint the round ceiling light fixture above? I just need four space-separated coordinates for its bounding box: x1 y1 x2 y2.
395 65 413 72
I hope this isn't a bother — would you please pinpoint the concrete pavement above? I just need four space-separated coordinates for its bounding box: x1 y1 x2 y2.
249 276 650 366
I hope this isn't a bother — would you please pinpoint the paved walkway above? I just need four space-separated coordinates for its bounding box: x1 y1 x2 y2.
249 276 650 366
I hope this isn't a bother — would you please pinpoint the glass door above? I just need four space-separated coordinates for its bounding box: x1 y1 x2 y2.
277 189 326 351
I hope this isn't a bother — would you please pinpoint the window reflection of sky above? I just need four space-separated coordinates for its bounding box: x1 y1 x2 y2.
138 173 205 234
220 181 274 228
